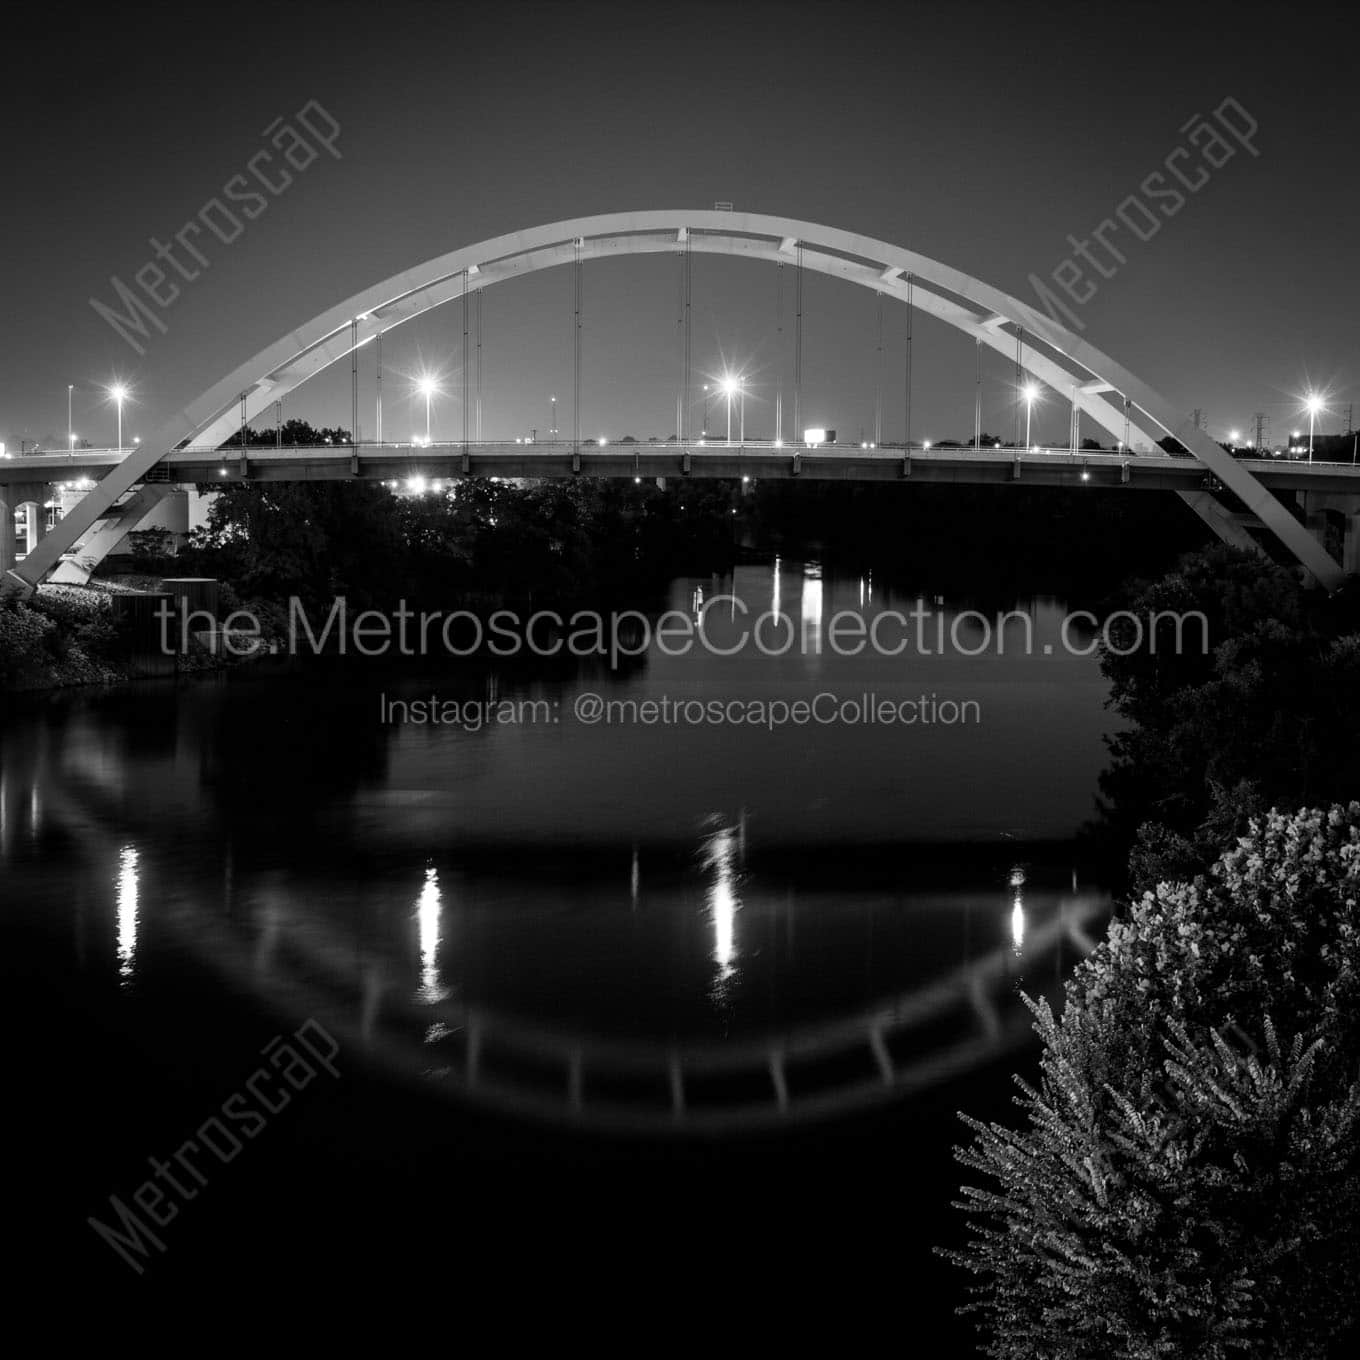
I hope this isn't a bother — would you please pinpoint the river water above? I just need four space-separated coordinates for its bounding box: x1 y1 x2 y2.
4 558 1114 1329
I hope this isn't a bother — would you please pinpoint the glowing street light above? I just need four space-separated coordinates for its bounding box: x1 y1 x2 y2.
108 383 128 451
550 394 558 437
415 374 440 444
1229 429 1242 448
1305 392 1325 463
1021 382 1040 450
720 374 744 445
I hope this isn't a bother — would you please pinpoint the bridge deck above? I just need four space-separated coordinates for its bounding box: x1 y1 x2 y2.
6 442 1360 494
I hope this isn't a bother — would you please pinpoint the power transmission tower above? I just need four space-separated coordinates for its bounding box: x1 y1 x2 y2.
1254 412 1269 451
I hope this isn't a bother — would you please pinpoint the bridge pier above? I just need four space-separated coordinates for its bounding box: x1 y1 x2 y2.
1299 490 1360 581
0 495 15 575
1 482 50 576
25 503 47 553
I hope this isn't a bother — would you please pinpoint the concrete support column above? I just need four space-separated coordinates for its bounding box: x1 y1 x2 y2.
0 497 15 575
25 504 47 554
1345 514 1360 577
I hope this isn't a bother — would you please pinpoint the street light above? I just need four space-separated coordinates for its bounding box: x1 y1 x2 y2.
67 384 73 454
1305 393 1325 463
1022 382 1040 450
720 374 743 445
108 383 128 452
1229 429 1241 448
550 395 558 437
702 383 712 437
415 374 440 444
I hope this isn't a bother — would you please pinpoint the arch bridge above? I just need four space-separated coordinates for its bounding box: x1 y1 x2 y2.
4 211 1355 590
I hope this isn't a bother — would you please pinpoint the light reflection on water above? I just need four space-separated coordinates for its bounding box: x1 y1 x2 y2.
700 820 742 1005
116 844 139 985
415 865 447 1005
1 561 1114 1129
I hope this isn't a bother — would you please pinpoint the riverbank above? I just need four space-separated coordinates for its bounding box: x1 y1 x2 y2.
0 580 256 692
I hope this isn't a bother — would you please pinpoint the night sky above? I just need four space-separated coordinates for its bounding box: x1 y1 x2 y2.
4 0 1356 452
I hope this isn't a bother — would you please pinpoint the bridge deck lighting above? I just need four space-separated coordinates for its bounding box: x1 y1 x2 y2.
719 375 745 443
108 382 130 451
1304 393 1326 461
923 440 932 450
1021 382 1041 448
414 373 442 443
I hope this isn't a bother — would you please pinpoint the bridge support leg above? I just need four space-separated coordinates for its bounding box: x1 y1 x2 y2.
0 496 15 576
48 484 176 586
1177 490 1268 560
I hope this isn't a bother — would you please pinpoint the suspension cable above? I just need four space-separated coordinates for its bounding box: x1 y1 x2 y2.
905 274 913 450
794 247 804 440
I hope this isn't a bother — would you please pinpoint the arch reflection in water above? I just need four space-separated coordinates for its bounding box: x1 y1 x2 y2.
15 700 1112 1135
116 845 139 985
74 823 1109 1133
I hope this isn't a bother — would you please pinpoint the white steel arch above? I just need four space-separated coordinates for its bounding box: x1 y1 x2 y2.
9 210 1344 589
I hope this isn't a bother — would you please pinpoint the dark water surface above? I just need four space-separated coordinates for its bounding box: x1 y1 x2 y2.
4 561 1113 1336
